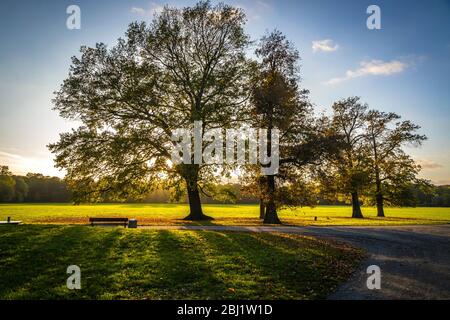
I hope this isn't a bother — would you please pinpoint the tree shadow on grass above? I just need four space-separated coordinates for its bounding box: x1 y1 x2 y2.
0 226 362 300
196 231 362 299
0 226 228 299
0 225 123 299
145 230 228 299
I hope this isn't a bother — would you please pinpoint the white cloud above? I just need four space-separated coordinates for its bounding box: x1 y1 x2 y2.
130 7 147 16
312 39 339 53
255 1 271 10
417 159 443 170
325 59 408 85
435 179 450 186
130 3 164 17
236 0 272 22
0 150 63 177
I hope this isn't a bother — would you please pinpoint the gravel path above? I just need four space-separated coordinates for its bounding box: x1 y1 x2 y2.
139 224 450 299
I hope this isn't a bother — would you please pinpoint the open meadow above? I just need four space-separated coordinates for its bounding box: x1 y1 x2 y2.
1 205 448 299
1 203 449 226
0 225 363 299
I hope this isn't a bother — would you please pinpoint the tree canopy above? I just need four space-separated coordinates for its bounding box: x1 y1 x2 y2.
49 1 253 219
365 109 427 216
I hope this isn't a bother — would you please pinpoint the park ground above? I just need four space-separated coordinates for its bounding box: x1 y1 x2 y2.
1 204 449 300
0 224 363 299
1 203 450 226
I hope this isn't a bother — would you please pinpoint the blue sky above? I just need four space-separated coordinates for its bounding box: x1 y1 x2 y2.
0 0 449 184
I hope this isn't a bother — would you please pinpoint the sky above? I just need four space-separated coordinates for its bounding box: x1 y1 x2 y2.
0 0 449 184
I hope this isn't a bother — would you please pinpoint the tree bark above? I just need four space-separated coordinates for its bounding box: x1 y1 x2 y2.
184 182 212 220
371 131 385 218
182 165 212 221
263 175 281 224
376 193 385 217
259 198 265 219
375 167 385 217
262 121 281 224
351 191 364 218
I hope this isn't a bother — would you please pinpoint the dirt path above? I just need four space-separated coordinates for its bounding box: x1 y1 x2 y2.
139 224 450 299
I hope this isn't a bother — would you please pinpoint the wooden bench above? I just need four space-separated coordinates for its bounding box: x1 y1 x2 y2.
0 217 21 225
0 221 21 225
89 217 128 227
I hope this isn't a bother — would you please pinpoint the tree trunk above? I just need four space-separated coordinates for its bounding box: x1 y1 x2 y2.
351 191 364 218
376 193 385 217
259 198 265 219
372 136 385 218
263 175 281 224
262 122 280 224
182 165 212 221
375 169 385 217
264 202 280 224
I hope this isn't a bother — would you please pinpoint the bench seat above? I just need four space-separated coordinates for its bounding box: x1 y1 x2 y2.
89 217 128 227
0 221 22 225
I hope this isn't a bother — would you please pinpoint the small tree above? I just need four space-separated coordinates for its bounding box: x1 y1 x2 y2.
364 110 426 216
49 1 252 220
329 97 371 218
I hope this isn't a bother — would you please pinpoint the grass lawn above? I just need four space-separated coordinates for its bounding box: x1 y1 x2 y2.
0 203 449 226
0 225 363 299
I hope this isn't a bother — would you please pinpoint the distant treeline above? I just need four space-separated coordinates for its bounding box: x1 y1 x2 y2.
0 167 71 202
1 166 449 206
409 184 450 207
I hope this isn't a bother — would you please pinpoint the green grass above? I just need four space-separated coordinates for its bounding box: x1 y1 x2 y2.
0 225 363 299
1 203 449 226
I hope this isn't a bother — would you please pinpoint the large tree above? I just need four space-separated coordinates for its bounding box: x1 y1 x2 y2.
49 1 252 220
250 30 309 224
250 30 338 224
328 97 371 218
364 110 426 216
